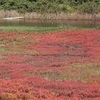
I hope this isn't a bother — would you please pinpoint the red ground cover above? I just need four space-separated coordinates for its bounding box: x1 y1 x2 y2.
0 30 100 99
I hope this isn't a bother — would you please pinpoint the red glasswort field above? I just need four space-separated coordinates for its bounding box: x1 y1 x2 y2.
0 30 100 99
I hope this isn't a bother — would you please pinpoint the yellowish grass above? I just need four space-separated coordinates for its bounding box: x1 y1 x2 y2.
0 10 100 20
23 63 100 82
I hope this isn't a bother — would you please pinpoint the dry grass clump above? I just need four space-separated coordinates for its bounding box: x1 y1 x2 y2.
0 10 100 20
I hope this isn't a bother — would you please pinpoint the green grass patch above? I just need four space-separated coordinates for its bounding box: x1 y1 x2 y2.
0 26 67 32
0 25 96 33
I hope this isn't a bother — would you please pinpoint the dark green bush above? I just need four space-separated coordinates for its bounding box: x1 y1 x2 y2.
78 1 100 14
0 0 100 14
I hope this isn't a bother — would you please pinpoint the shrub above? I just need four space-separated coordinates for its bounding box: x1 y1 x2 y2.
0 0 100 14
78 1 100 14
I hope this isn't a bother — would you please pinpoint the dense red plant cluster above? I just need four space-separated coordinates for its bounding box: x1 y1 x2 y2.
0 30 100 99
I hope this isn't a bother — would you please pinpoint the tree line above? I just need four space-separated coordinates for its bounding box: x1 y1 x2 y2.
0 0 100 13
